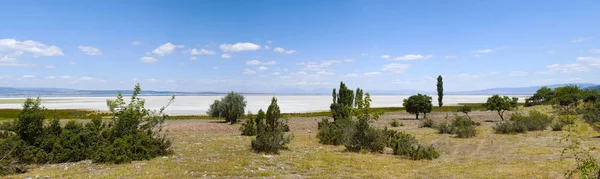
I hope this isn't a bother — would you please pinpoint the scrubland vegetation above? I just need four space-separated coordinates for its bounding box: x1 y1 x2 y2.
2 80 600 178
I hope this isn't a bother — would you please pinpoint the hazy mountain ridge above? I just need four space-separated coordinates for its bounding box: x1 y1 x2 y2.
0 83 596 97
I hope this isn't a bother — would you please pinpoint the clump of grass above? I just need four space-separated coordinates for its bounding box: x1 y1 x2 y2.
552 122 565 131
420 118 435 128
437 116 478 138
385 129 439 160
390 119 403 127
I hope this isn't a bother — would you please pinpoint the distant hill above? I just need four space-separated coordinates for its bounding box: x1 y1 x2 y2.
585 85 600 91
448 83 598 95
0 83 596 97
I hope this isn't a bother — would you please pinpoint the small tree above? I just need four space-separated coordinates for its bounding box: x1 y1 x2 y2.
251 97 292 154
510 97 519 110
581 89 600 106
207 92 247 124
457 105 472 118
485 94 512 121
552 85 581 114
437 75 444 112
403 94 433 119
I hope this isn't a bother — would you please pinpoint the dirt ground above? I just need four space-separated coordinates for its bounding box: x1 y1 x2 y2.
8 108 600 178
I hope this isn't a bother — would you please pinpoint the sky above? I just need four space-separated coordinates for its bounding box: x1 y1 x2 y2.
1 0 599 93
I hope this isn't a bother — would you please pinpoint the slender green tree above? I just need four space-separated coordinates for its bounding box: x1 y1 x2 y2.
251 97 292 154
485 94 512 121
437 75 444 112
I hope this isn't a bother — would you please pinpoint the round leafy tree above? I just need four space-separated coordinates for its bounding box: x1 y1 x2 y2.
403 94 433 119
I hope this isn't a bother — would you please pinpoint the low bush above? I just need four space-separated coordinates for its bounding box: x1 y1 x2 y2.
437 116 477 138
317 118 352 145
559 115 576 125
420 118 435 128
390 119 403 127
493 110 552 134
552 122 564 131
0 84 173 176
385 129 440 160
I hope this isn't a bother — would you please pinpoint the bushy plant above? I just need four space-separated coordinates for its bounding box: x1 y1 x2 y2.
485 94 513 121
318 82 355 145
390 119 403 127
437 116 477 138
345 93 385 153
251 97 292 154
457 105 472 118
386 129 439 160
0 84 174 176
207 92 247 124
552 122 564 131
420 118 435 128
493 110 552 134
240 111 259 136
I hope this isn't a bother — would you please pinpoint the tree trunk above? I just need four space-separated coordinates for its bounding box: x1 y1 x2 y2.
424 112 427 119
498 110 504 121
416 113 419 119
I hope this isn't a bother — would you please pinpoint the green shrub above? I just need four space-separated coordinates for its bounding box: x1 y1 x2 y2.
385 129 439 160
207 92 247 124
583 106 600 124
436 116 477 138
0 84 173 176
493 110 552 134
240 111 260 136
251 97 292 154
420 118 435 128
559 114 576 125
317 118 351 145
390 119 403 127
552 122 564 131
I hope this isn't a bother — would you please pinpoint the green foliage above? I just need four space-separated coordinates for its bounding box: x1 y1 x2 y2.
437 116 478 138
345 93 385 153
485 94 513 121
240 112 258 136
582 105 600 127
251 97 292 154
581 89 600 105
403 94 433 119
0 84 173 176
457 105 472 117
386 129 439 160
552 85 581 114
390 119 403 127
525 86 554 107
493 110 553 134
559 114 576 125
207 92 247 124
561 121 600 178
318 82 356 145
437 75 444 111
552 122 565 131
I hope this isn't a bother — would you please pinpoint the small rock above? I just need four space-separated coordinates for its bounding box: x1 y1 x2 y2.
64 166 69 170
258 167 266 171
548 157 553 160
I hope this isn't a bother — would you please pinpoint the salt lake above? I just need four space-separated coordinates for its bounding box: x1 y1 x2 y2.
0 95 528 115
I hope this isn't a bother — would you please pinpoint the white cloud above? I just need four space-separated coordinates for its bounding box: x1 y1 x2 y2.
381 63 410 73
152 42 184 56
220 42 261 52
221 53 232 59
362 53 369 56
0 54 32 67
267 40 272 44
190 56 197 60
45 65 55 69
316 70 335 76
190 48 215 55
393 54 433 61
61 76 72 79
258 66 268 70
265 45 270 49
243 69 256 75
271 72 280 75
474 49 492 53
590 49 600 54
541 64 590 74
343 59 354 62
576 56 600 66
70 61 76 65
344 73 360 77
132 41 141 45
273 47 296 54
77 46 102 56
0 38 63 56
380 55 391 59
80 76 93 81
131 78 138 81
293 71 307 76
147 78 159 83
547 50 555 54
301 60 341 71
445 56 457 59
246 60 276 65
454 72 498 80
213 66 219 69
572 37 593 43
364 72 382 77
508 71 529 77
22 75 35 79
139 56 157 63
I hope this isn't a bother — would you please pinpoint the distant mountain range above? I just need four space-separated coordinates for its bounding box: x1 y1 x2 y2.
0 83 597 97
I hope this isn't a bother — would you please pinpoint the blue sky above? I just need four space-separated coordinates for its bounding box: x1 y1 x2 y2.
1 0 599 92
